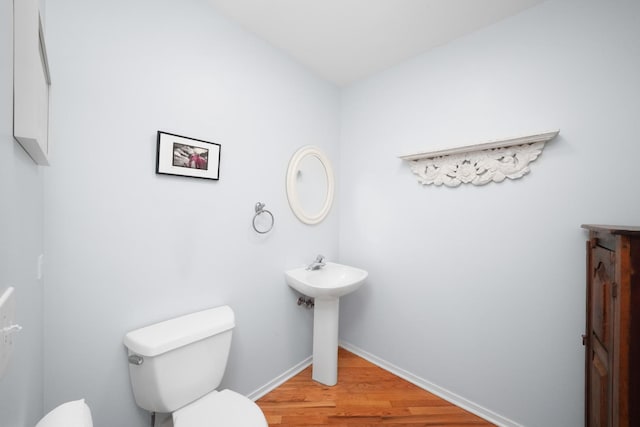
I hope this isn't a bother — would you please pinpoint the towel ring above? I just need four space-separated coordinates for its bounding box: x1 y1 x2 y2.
252 202 274 234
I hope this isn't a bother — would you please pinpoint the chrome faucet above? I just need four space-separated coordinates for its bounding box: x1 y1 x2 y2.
306 254 326 270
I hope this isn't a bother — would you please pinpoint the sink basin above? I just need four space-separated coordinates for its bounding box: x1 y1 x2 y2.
285 261 367 386
285 262 368 298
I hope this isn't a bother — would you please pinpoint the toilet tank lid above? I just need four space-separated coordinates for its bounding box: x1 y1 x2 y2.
124 306 235 357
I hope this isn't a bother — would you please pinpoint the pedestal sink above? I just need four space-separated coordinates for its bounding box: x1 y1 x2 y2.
285 262 368 386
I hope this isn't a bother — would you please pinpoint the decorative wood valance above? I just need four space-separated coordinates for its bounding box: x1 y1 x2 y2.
398 130 559 187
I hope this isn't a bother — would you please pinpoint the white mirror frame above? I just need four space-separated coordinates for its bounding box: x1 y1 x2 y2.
286 145 335 225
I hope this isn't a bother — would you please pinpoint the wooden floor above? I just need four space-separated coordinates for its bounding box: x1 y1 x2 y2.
256 348 495 426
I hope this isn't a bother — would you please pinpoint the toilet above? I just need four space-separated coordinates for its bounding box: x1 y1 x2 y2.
123 305 267 427
36 399 93 427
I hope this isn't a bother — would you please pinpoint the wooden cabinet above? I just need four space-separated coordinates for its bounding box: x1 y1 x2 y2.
582 225 640 427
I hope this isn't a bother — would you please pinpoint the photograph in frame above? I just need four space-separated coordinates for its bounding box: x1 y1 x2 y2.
156 131 221 180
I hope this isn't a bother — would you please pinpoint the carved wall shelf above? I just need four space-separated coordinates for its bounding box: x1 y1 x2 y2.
398 130 559 187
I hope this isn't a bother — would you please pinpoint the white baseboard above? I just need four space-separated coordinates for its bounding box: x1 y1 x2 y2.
339 341 524 427
247 356 312 401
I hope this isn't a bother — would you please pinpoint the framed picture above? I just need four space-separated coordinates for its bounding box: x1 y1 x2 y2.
156 131 221 180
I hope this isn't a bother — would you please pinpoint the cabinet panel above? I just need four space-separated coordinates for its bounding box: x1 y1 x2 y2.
589 337 609 427
583 225 640 427
587 245 614 427
591 248 614 350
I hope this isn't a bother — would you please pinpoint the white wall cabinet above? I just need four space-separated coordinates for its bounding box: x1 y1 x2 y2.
14 0 51 165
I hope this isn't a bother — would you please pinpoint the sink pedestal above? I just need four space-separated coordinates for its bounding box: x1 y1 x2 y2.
284 262 368 386
312 297 339 386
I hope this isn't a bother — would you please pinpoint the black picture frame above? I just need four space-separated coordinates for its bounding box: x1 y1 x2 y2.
156 131 221 180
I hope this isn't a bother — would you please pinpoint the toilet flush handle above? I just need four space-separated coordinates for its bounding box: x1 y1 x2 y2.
128 354 144 365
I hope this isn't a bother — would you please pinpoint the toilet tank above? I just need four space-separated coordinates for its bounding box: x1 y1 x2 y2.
123 306 235 413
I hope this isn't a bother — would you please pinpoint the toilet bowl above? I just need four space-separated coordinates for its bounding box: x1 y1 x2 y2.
172 389 266 427
123 306 267 427
36 399 93 427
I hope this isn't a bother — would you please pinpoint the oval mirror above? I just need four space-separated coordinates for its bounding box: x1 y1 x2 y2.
286 146 335 225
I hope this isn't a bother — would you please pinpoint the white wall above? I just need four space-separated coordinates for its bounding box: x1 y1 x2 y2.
0 0 45 426
43 0 339 425
339 0 640 426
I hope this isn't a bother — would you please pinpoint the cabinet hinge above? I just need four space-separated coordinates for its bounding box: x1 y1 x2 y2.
612 282 618 298
582 334 588 346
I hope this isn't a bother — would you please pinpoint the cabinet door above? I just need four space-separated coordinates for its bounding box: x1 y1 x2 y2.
587 245 615 427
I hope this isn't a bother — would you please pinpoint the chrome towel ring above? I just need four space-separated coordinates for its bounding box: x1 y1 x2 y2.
252 202 274 234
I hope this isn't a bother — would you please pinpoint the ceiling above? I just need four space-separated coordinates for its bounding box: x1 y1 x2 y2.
208 0 546 86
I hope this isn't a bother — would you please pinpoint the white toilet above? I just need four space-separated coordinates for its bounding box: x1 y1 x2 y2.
35 399 93 427
123 305 267 427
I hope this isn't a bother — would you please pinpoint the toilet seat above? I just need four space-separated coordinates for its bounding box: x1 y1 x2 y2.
36 399 93 427
173 389 267 427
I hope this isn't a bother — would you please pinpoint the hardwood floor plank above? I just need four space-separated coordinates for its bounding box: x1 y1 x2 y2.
257 348 495 426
